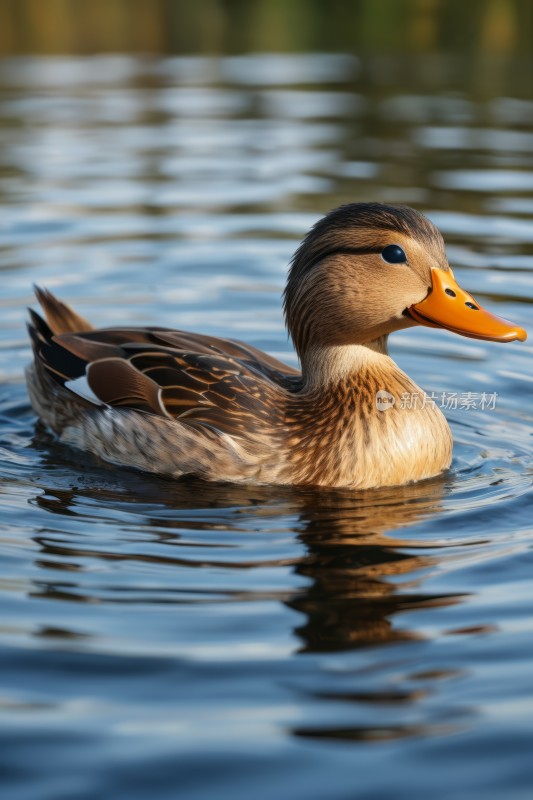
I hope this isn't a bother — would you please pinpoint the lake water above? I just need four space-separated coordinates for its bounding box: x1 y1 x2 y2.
0 53 532 800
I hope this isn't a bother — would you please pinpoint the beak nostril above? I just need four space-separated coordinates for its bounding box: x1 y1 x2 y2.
445 288 456 298
465 302 479 310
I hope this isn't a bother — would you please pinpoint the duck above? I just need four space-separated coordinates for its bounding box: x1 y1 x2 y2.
26 203 526 489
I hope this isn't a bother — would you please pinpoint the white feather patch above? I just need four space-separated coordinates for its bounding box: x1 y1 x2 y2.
64 374 107 407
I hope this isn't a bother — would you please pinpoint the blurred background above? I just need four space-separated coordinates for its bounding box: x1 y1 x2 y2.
1 3 533 800
0 0 532 66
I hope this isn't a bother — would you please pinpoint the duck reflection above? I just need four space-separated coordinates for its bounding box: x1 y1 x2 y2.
31 434 460 656
30 440 469 743
286 480 456 653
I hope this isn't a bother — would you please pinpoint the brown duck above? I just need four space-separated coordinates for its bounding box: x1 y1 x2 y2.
26 203 526 489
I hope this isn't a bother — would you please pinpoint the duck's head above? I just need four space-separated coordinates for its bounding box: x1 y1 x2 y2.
284 203 526 369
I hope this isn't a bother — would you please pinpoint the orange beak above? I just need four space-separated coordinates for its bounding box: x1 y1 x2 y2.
407 269 527 343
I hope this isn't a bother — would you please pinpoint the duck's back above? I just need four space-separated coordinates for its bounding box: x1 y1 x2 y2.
27 289 299 482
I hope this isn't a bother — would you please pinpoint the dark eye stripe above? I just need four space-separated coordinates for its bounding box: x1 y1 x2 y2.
382 244 407 264
303 246 383 272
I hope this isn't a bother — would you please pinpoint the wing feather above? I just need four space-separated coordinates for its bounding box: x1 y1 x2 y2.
29 288 298 435
86 358 169 417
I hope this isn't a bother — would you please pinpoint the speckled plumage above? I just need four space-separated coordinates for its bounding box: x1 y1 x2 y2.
26 203 455 488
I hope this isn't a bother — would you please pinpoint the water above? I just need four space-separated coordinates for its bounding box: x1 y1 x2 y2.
0 53 532 800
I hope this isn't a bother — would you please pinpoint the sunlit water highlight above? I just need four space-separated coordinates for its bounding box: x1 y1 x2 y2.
0 54 532 800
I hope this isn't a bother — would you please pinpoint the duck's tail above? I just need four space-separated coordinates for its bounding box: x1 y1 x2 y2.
26 288 96 433
27 287 96 386
32 286 94 336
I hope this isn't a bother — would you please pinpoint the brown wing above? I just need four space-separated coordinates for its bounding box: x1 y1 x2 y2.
31 284 298 378
29 288 299 435
60 326 300 383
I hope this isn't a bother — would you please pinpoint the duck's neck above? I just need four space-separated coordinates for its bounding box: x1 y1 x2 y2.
292 336 453 489
300 336 395 392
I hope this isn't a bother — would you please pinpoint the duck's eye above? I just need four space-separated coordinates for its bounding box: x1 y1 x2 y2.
381 244 407 264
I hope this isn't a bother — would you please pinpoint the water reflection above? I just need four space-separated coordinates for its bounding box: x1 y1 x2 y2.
289 482 457 654
26 461 471 745
31 453 460 651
